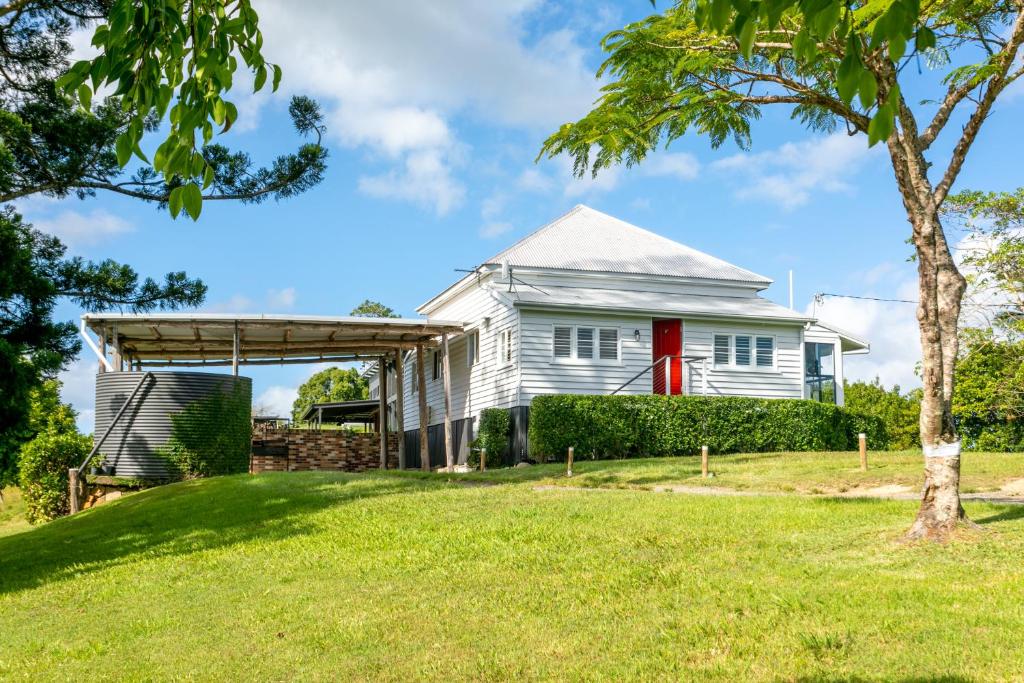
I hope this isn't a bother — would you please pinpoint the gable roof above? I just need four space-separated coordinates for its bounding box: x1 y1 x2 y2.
483 204 772 286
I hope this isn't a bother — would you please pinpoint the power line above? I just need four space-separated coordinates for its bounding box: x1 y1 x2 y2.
816 292 917 304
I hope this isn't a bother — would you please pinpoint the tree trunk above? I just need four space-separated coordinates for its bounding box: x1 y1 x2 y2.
886 139 969 541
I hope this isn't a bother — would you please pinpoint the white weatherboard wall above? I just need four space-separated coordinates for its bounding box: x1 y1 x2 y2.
518 309 653 400
683 320 804 398
402 281 519 431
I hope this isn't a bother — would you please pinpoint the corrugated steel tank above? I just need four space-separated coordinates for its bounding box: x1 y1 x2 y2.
94 371 252 478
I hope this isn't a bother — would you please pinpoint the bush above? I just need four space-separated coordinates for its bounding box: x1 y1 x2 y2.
18 424 91 524
528 395 888 460
159 383 252 478
844 379 921 450
469 408 511 469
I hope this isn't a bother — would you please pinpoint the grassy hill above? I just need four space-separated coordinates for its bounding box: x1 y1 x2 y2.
1 456 1023 680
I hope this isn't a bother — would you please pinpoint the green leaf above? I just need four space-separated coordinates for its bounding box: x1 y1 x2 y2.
737 15 756 58
868 105 894 146
889 36 907 62
254 65 267 92
858 70 878 109
203 164 215 189
272 64 282 92
836 54 861 105
115 133 132 167
711 0 731 32
168 185 184 219
812 1 841 38
77 84 92 112
915 26 936 52
183 183 203 221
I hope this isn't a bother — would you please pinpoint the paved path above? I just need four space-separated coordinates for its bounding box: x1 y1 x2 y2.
533 483 1024 505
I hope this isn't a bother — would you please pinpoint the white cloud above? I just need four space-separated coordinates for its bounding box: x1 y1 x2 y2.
254 385 299 418
358 149 466 216
564 165 620 198
250 1 602 213
480 222 514 239
517 167 555 193
266 287 297 310
30 209 134 250
59 357 99 434
641 152 701 181
712 133 878 209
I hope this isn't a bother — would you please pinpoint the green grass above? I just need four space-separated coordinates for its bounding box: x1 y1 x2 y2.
0 487 30 538
1 460 1024 680
432 449 1024 495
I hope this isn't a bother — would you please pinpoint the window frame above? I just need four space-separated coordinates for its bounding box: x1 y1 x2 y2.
497 328 513 367
713 332 777 371
550 323 621 364
466 330 479 368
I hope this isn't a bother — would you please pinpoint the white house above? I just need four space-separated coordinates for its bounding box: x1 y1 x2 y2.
369 204 868 466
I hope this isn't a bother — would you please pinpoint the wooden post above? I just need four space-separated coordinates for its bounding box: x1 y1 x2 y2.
112 323 122 371
68 468 80 514
664 356 671 396
441 332 454 471
416 344 429 471
859 433 867 471
394 348 406 470
701 445 709 478
567 446 574 477
480 447 486 472
378 355 388 469
98 329 107 374
232 321 240 376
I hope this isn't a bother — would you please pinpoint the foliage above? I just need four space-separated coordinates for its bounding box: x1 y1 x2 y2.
944 187 1024 336
349 300 400 318
528 394 887 459
3 470 1024 678
469 407 511 469
952 329 1024 451
159 381 252 478
844 378 921 450
0 208 204 487
291 367 368 422
15 380 90 523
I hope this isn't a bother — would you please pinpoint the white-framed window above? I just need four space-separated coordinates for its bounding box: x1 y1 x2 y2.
432 348 444 380
466 330 479 367
497 328 513 366
551 324 619 363
714 333 775 369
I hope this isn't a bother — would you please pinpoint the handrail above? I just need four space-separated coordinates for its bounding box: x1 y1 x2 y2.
77 371 154 475
610 354 709 395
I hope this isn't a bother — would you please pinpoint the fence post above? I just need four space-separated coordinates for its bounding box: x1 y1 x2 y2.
68 468 80 514
859 433 867 471
567 446 574 477
480 447 486 472
701 445 709 479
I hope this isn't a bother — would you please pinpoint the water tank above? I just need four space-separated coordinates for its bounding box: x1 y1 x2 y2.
94 371 252 479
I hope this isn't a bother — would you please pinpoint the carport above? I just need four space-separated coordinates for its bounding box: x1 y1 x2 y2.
80 313 465 470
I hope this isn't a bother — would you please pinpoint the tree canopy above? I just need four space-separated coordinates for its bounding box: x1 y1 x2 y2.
291 367 368 423
350 300 400 318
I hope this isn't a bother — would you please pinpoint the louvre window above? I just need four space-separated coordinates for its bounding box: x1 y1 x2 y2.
714 334 731 365
576 327 594 359
756 336 775 368
599 328 619 361
498 329 513 365
735 335 751 366
553 326 572 358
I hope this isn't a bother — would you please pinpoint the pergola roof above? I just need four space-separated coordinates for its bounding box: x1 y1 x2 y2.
299 399 380 423
81 313 464 368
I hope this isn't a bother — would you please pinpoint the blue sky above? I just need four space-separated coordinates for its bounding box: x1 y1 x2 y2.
22 1 1024 429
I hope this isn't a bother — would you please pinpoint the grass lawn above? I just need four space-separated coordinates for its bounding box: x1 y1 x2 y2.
406 449 1024 496
2 456 1024 680
0 487 30 538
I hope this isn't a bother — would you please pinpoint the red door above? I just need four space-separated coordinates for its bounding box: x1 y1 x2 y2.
652 319 682 395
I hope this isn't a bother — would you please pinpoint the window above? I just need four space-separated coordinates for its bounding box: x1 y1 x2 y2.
804 342 836 403
432 349 443 380
735 335 752 366
497 329 513 365
576 327 594 359
714 333 775 369
755 336 774 368
553 326 572 359
599 328 619 361
714 334 731 365
467 331 479 367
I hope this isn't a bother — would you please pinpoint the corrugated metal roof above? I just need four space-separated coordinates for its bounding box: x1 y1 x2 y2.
510 286 810 323
485 205 772 285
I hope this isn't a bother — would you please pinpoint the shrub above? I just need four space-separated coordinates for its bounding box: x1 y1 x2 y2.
469 408 511 469
844 379 921 450
18 424 91 524
159 382 252 478
528 394 888 460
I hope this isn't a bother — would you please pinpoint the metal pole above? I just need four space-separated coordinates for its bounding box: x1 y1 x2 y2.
664 355 671 395
232 321 240 376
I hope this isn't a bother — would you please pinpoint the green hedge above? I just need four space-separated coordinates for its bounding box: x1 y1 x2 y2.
469 407 511 469
528 395 888 459
159 382 252 479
